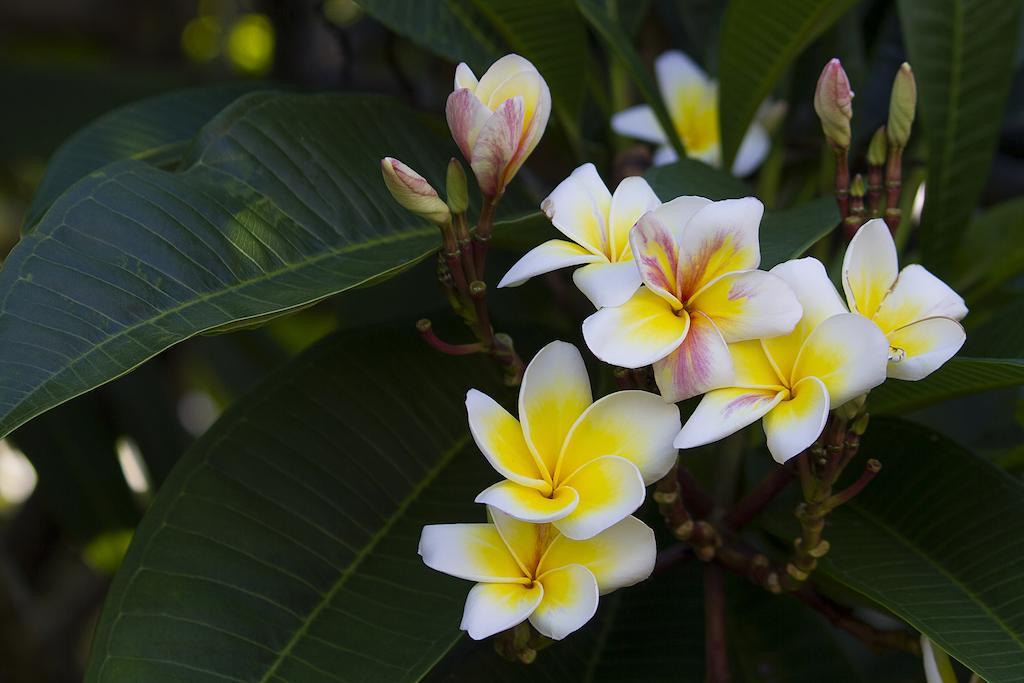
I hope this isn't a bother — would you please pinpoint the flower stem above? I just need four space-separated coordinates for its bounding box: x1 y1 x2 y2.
415 319 484 356
833 147 850 221
473 193 500 278
704 563 731 683
723 465 794 530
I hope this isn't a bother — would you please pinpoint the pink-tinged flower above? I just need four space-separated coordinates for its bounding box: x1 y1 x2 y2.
610 51 772 176
675 258 890 463
467 341 680 540
446 54 551 197
498 164 661 308
380 157 451 225
419 508 655 640
582 196 802 402
814 58 854 150
842 219 967 380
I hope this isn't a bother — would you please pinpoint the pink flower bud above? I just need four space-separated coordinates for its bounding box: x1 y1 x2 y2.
813 58 854 149
380 157 451 226
446 54 551 197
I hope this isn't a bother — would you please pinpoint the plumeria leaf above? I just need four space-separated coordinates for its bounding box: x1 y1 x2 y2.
899 0 1022 279
576 0 687 158
869 358 1024 414
717 0 858 167
0 93 533 442
763 418 1024 683
953 197 1024 305
24 83 264 231
646 161 838 268
85 328 504 682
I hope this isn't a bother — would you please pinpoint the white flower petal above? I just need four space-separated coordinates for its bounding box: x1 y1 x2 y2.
677 197 764 298
674 387 784 449
886 317 966 381
539 515 656 594
555 456 646 540
520 341 593 474
652 145 680 166
763 376 830 463
872 264 969 334
792 313 889 408
498 239 602 289
731 121 771 177
530 564 599 640
476 481 579 523
466 389 549 491
689 269 803 343
541 163 612 255
557 390 681 485
461 581 543 640
842 218 899 319
582 287 690 368
609 176 662 259
454 62 478 91
572 260 643 309
419 523 526 583
611 104 667 144
474 54 536 106
652 311 734 402
655 50 710 103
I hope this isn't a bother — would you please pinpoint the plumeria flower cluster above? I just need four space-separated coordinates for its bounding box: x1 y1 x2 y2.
611 51 777 176
420 342 680 640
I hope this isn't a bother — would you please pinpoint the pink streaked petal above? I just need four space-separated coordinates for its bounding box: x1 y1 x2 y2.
470 97 525 196
446 88 491 161
674 387 784 450
629 210 684 308
677 197 764 299
652 311 734 402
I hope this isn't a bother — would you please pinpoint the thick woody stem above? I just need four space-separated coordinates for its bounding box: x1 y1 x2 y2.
867 164 884 217
724 466 793 530
473 193 500 277
704 563 731 683
468 282 525 386
794 588 920 654
834 147 850 221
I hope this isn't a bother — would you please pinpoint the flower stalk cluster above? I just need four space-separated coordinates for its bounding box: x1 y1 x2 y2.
815 59 917 239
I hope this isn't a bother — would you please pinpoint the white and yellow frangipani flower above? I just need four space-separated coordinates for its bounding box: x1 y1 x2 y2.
582 196 802 403
611 50 771 176
467 341 680 540
675 257 890 463
419 507 655 641
842 219 967 380
497 163 661 308
447 54 551 197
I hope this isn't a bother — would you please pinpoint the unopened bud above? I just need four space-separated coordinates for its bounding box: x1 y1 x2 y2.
850 173 866 198
867 126 887 166
887 63 916 149
381 157 451 226
446 157 469 214
814 58 854 150
852 412 870 435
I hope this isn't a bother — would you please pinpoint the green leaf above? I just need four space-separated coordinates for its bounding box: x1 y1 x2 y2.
0 93 528 441
899 0 1022 278
576 0 687 158
646 160 838 267
784 418 1024 683
25 83 262 231
426 560 706 682
85 328 503 682
717 0 857 167
869 358 1024 414
953 198 1024 304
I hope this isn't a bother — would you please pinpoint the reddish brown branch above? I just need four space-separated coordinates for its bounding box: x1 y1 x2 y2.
704 563 731 683
724 466 793 530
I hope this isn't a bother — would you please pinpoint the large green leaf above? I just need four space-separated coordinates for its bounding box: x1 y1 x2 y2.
426 561 706 682
768 418 1024 683
357 0 587 127
576 0 687 158
0 93 532 441
899 0 1022 278
869 358 1024 414
85 328 504 682
647 160 838 267
717 0 858 167
25 83 261 230
953 198 1024 304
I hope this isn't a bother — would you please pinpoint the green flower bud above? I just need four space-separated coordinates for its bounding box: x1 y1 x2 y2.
813 58 854 150
446 157 469 214
850 173 866 198
887 63 916 149
867 126 887 166
381 157 451 226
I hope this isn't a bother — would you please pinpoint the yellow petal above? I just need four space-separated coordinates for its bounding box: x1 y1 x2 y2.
688 269 802 343
608 176 661 260
538 515 655 595
730 340 785 389
476 481 579 524
461 581 543 640
871 264 968 334
886 317 966 381
419 523 527 583
531 564 599 640
556 391 681 485
466 389 550 492
541 163 611 256
676 197 763 298
582 287 690 368
791 313 888 408
554 456 646 540
488 507 552 576
763 376 829 463
842 218 898 319
520 341 593 475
